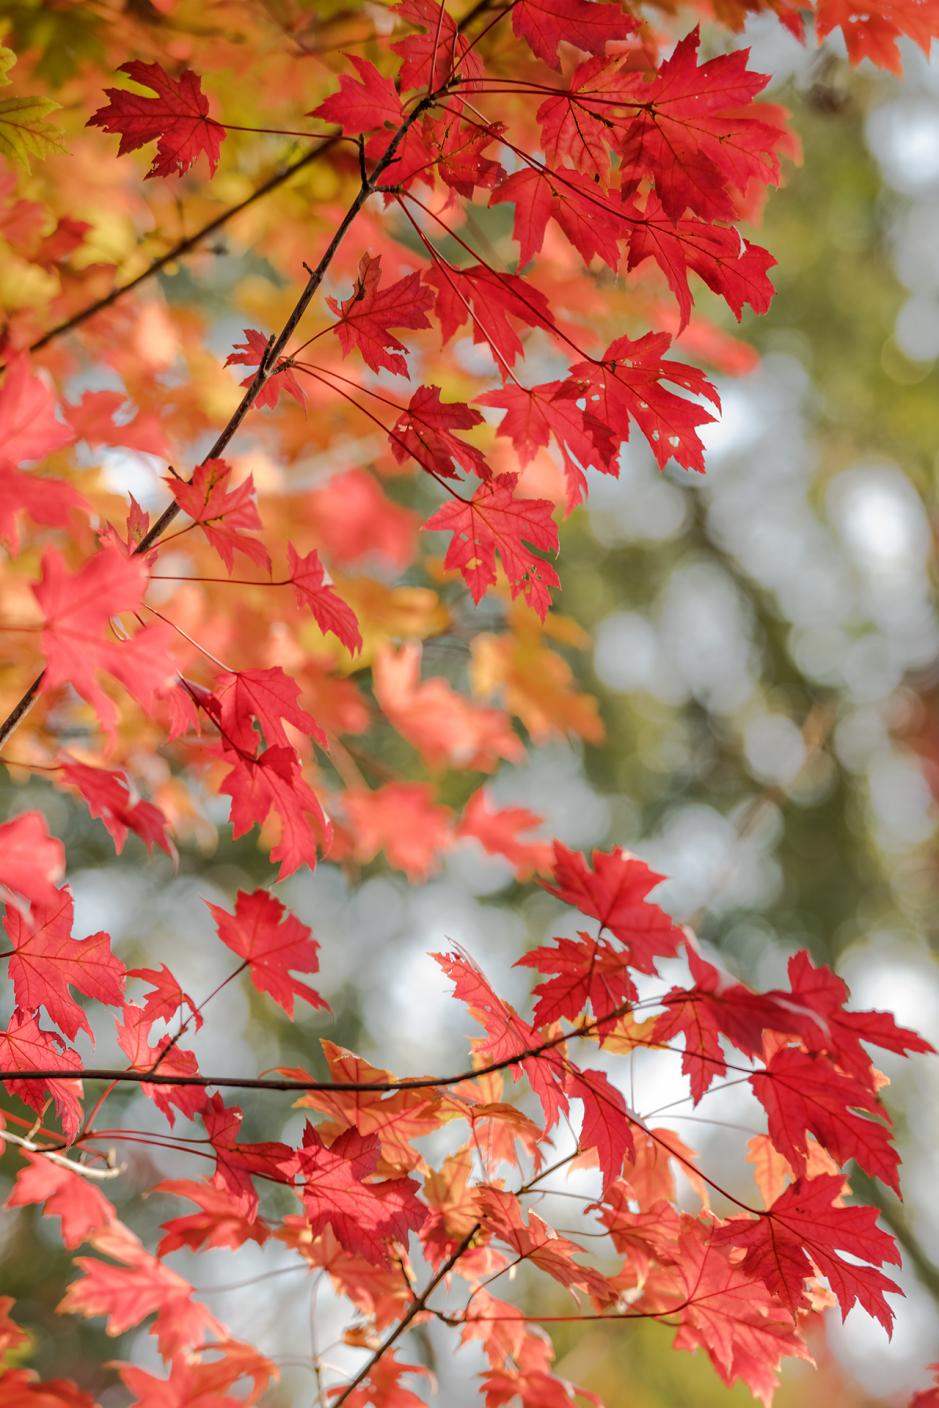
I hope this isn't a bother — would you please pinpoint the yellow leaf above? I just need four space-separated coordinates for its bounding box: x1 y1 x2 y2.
0 94 66 172
471 633 603 743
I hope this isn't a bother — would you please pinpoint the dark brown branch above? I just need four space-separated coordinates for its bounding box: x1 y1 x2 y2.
331 1227 480 1407
21 141 338 361
0 998 631 1094
329 1149 577 1405
20 0 492 365
0 93 436 750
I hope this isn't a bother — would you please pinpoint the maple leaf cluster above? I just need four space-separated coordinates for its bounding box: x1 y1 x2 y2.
0 838 931 1405
0 0 936 1404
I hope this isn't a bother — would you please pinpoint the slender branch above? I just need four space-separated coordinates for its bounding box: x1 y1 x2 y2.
0 999 769 1095
0 997 632 1093
22 141 338 361
15 0 496 363
2 1127 124 1181
0 1 510 750
0 93 437 751
331 1150 579 1405
331 1227 479 1408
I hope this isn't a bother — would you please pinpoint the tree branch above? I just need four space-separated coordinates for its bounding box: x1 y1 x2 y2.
19 141 339 362
0 92 437 750
0 996 631 1094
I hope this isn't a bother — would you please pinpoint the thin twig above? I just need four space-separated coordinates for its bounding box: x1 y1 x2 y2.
0 93 437 750
3 1127 124 1180
20 141 338 361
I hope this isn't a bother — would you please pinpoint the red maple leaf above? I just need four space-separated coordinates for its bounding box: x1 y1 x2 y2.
517 930 640 1029
156 1178 270 1255
816 0 939 72
7 1154 115 1249
626 195 776 330
207 889 328 1018
479 378 617 514
201 1093 294 1217
66 389 170 458
390 384 488 479
60 756 173 857
783 948 935 1087
167 459 270 574
311 59 434 187
213 666 326 753
716 1175 902 1332
373 640 523 772
491 166 622 271
614 30 787 221
536 56 625 180
392 0 485 91
651 942 795 1102
296 1124 427 1265
296 1040 444 1173
0 462 87 551
336 1353 431 1408
4 887 125 1043
640 1217 811 1404
751 1046 900 1193
115 1004 207 1126
88 61 225 178
219 744 329 881
0 1299 28 1358
0 1367 98 1406
566 332 720 472
0 812 65 910
327 253 433 376
571 1067 635 1193
34 545 176 740
116 1346 276 1408
435 949 568 1128
424 471 559 619
543 843 683 973
311 56 404 136
129 963 201 1030
286 544 362 653
60 1223 224 1360
0 354 75 464
510 0 634 69
436 112 506 196
426 264 555 371
910 1366 939 1408
457 790 553 881
305 467 419 570
341 783 453 880
225 327 306 410
0 1012 83 1140
478 1185 615 1300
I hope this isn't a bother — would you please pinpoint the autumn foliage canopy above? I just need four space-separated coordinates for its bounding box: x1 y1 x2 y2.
0 0 936 1404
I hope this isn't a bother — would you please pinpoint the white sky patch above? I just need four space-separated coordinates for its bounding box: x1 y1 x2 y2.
827 463 930 577
867 96 939 193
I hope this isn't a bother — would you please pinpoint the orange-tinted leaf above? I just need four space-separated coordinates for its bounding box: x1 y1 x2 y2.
7 1154 114 1249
